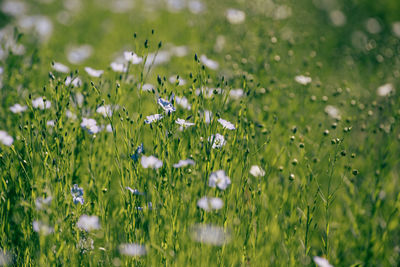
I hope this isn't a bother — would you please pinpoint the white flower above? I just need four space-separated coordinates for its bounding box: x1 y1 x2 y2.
169 75 186 86
65 76 82 87
176 118 195 128
80 118 101 134
295 75 312 85
141 155 162 169
33 221 54 235
197 196 223 211
208 133 226 149
250 165 265 177
35 196 52 210
218 118 235 130
226 9 245 24
141 83 155 92
46 120 55 127
158 98 176 113
77 215 100 231
32 97 51 110
66 110 77 120
96 105 113 117
200 55 219 70
393 22 400 38
10 103 27 113
209 170 231 190
124 51 143 64
67 45 92 64
145 51 171 67
188 0 205 14
52 62 70 73
106 124 113 133
173 159 195 168
175 96 191 110
144 114 163 124
313 256 333 267
0 131 14 146
119 243 147 256
377 83 395 97
190 224 230 246
0 248 11 266
324 105 340 119
110 62 127 72
229 89 244 99
204 110 213 124
85 67 103 77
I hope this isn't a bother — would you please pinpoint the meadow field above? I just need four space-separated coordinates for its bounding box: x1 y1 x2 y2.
0 0 400 266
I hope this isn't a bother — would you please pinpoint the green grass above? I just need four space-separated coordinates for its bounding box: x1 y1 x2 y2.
0 0 400 266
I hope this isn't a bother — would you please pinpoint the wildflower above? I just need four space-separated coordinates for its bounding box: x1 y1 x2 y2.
218 118 235 130
197 196 223 211
33 221 54 235
173 159 195 168
110 62 127 73
0 131 13 146
10 103 27 113
77 237 94 253
119 243 147 256
125 187 144 195
0 248 11 266
35 196 52 210
141 155 162 169
250 165 266 177
77 215 100 231
313 256 333 267
141 83 155 92
175 96 191 110
84 67 103 77
52 62 69 73
377 83 394 97
71 184 84 205
106 124 113 133
157 98 176 113
124 51 143 64
145 51 171 67
46 120 55 127
65 76 82 87
190 224 230 246
295 75 312 85
96 105 113 117
200 55 219 70
226 9 245 24
32 97 51 110
144 114 163 124
188 0 205 14
169 75 186 86
80 118 101 134
67 45 92 64
204 110 213 124
229 89 244 99
176 118 195 128
66 110 77 120
208 133 226 149
131 143 144 162
324 105 340 119
209 170 231 190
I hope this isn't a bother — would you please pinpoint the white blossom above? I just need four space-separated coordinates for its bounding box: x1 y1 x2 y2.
295 75 312 85
377 83 395 97
124 51 143 64
250 165 265 177
141 155 162 169
200 55 219 70
32 97 51 110
226 9 245 24
77 215 100 231
0 131 14 146
218 118 235 130
85 67 103 77
197 196 223 211
144 114 163 124
173 159 195 168
10 103 27 113
52 62 69 73
119 243 147 256
209 170 231 190
208 133 225 149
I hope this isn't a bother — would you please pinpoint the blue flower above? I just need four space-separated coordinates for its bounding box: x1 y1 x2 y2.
71 184 84 205
130 143 144 162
